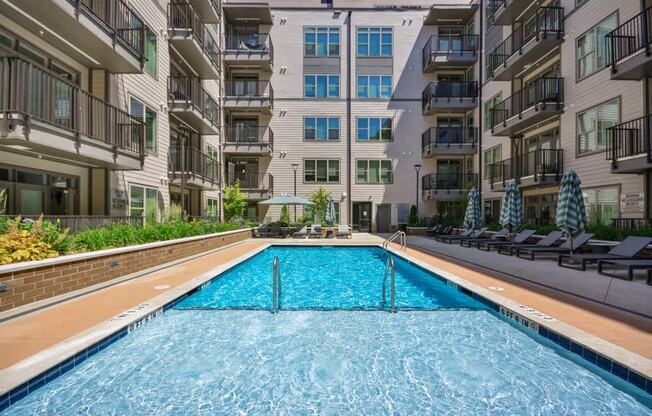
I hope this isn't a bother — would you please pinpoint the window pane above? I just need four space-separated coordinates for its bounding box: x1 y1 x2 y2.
381 32 392 56
369 118 380 140
130 97 144 120
369 76 380 98
317 118 328 140
357 32 368 55
305 76 315 97
356 160 367 182
304 118 316 140
317 32 328 55
381 76 392 97
381 118 392 140
317 76 328 97
145 29 157 75
357 76 368 98
370 33 380 55
316 160 328 182
328 160 339 182
329 76 339 97
130 185 144 217
358 118 368 140
381 160 392 183
145 108 157 151
304 160 316 182
328 118 339 140
369 160 380 183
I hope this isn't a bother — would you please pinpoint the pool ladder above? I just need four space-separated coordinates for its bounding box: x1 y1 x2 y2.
382 256 396 313
272 256 282 313
383 231 406 252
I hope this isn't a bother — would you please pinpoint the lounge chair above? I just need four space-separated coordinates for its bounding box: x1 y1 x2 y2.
266 223 283 238
430 225 453 237
436 228 472 242
512 232 594 261
508 230 564 258
426 224 441 236
439 227 488 244
476 229 536 251
309 224 322 238
558 236 652 271
253 224 268 238
335 224 351 238
598 258 652 280
292 226 308 238
461 228 508 248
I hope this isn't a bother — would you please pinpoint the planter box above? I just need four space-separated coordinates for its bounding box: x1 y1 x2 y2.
0 228 253 312
407 227 429 236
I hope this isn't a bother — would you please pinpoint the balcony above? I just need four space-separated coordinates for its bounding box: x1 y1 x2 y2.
422 35 478 72
605 6 652 80
224 33 274 72
168 146 220 190
488 149 563 191
421 81 478 115
168 1 221 79
225 172 273 200
223 126 273 156
168 77 220 135
487 7 564 81
0 0 145 73
489 77 564 137
423 3 478 25
223 3 273 25
189 0 221 23
607 114 652 173
0 55 144 170
488 0 531 26
224 80 274 114
422 127 478 157
422 173 477 201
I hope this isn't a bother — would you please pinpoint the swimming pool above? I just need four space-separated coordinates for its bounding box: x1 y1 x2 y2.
1 246 651 415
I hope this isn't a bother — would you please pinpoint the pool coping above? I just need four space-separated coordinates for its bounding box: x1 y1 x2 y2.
0 242 650 410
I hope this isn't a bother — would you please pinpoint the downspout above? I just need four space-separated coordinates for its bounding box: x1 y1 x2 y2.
478 1 484 208
346 10 352 225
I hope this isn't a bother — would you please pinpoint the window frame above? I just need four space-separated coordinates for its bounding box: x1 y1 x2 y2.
304 74 340 98
129 96 158 153
575 12 618 81
356 27 393 57
129 183 159 223
357 75 392 99
583 185 620 224
304 26 340 57
356 117 393 141
303 159 340 183
303 117 340 141
206 198 219 217
483 145 502 178
484 93 502 130
355 159 393 184
144 27 158 77
576 97 621 156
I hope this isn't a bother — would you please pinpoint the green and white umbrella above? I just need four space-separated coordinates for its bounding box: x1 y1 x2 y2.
325 197 336 226
258 194 313 206
556 169 587 255
462 187 482 230
499 180 523 235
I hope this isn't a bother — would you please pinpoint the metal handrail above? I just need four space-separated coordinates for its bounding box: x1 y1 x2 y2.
383 231 406 251
382 256 396 313
272 256 281 313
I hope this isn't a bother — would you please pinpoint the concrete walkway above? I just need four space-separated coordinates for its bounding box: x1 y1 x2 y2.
397 235 652 318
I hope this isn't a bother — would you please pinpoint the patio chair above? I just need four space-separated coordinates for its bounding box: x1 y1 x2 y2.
436 228 472 242
512 232 594 261
309 224 323 238
476 229 536 251
461 228 508 248
430 225 453 238
558 236 652 271
253 224 269 238
292 226 308 238
426 224 441 236
439 227 488 244
507 230 564 258
597 258 652 280
266 223 283 238
335 224 351 239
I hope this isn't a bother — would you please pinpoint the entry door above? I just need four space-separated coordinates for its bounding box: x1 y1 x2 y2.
376 204 391 233
352 202 372 232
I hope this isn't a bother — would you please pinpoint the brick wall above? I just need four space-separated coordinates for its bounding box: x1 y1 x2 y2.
0 230 252 312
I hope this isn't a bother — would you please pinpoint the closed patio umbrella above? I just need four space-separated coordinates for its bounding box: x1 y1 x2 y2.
325 197 336 226
499 180 523 243
258 194 314 206
556 169 587 256
462 187 482 230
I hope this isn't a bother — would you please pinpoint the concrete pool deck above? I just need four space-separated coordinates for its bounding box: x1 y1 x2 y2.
0 234 650 385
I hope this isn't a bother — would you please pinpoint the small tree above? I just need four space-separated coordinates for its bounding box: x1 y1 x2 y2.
279 204 290 226
408 205 418 226
223 181 247 221
309 186 331 223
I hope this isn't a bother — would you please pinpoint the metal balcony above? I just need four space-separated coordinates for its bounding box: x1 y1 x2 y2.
606 6 652 80
488 149 563 191
189 0 221 23
488 0 532 26
168 146 220 189
422 173 477 201
224 32 274 72
168 77 220 135
225 171 273 200
422 127 478 157
421 81 478 115
422 35 478 72
224 80 274 114
223 126 273 155
424 3 478 25
606 114 652 173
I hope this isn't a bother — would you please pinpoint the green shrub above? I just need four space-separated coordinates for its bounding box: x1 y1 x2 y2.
408 205 418 226
279 205 290 226
223 182 247 221
0 217 66 264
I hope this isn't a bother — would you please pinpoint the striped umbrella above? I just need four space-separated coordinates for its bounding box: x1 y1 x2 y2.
462 187 482 230
556 169 587 255
324 197 336 226
499 180 523 235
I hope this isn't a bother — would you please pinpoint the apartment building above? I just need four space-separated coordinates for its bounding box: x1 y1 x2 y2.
0 0 222 223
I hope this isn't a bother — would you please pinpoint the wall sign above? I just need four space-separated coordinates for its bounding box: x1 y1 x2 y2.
111 189 128 209
620 192 644 214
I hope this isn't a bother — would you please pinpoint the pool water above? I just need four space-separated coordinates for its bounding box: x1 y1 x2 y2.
2 246 651 415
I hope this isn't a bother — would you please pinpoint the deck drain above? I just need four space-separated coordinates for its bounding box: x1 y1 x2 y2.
154 285 171 290
488 286 505 291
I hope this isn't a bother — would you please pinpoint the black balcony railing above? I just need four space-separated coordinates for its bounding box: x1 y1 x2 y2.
487 6 564 75
611 217 652 230
606 114 652 163
489 77 564 128
71 0 146 61
606 6 652 68
422 35 478 69
168 1 222 70
422 127 478 152
225 32 274 59
0 54 145 156
224 126 274 148
168 146 220 184
488 149 563 188
225 172 274 192
168 76 220 126
225 80 274 103
486 0 506 20
422 173 477 194
422 80 478 110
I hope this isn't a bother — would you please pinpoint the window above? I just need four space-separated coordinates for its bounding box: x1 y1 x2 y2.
130 97 158 152
145 28 157 76
305 202 340 223
207 198 218 217
304 159 340 183
576 13 617 80
130 184 159 223
484 199 501 224
304 27 340 56
304 117 339 141
577 98 619 154
483 146 502 178
304 75 340 98
484 93 502 129
356 160 392 183
357 27 392 56
584 186 619 224
207 145 219 177
357 117 392 141
357 76 392 98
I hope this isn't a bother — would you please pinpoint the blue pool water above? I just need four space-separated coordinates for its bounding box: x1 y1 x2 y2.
2 246 651 415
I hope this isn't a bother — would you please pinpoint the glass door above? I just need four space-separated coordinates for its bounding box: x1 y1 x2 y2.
352 202 372 232
233 118 258 143
437 159 462 189
437 117 463 144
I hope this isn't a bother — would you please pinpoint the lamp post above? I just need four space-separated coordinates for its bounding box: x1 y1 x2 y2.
292 163 299 222
414 164 422 215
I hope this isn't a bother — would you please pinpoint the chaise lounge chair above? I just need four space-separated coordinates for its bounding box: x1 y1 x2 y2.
508 230 564 258
430 225 453 237
292 226 309 238
266 223 283 238
426 224 441 235
335 224 351 238
558 236 652 271
436 228 472 242
476 229 536 251
309 224 323 238
513 232 594 261
461 228 508 248
439 227 488 244
253 224 269 238
598 258 652 280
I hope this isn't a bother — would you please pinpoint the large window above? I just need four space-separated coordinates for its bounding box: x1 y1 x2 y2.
304 159 340 183
483 146 502 178
304 75 340 98
484 93 502 129
304 117 339 141
576 13 618 80
357 76 392 98
130 97 158 152
145 28 157 76
356 160 392 184
357 117 392 141
207 198 218 217
357 27 392 56
130 184 158 223
207 145 219 177
304 27 340 56
584 186 619 224
577 98 619 154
